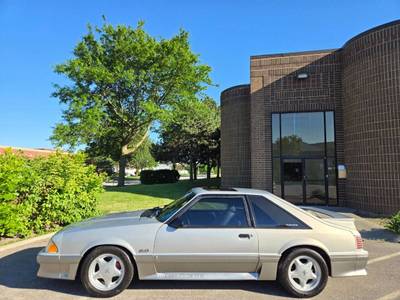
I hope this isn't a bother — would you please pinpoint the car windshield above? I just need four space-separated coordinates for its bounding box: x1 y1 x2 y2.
156 191 195 222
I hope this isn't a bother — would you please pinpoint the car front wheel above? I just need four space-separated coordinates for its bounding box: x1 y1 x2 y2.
80 246 134 297
278 248 328 298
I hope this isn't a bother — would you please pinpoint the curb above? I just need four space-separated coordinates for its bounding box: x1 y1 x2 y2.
0 232 54 253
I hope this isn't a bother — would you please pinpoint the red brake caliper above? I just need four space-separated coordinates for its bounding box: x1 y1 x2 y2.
116 261 121 270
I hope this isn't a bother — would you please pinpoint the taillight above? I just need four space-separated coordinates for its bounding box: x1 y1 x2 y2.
355 235 364 249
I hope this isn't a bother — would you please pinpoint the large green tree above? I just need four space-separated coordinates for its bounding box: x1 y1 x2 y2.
51 21 211 186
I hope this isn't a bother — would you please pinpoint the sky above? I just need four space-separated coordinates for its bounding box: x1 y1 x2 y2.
0 0 399 149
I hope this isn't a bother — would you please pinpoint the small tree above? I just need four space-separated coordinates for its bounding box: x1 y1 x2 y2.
200 127 220 179
156 97 220 180
152 138 179 170
51 21 211 186
129 137 156 173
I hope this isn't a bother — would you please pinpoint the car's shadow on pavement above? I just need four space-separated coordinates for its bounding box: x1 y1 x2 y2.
129 280 287 296
0 247 87 297
359 228 400 243
0 246 290 298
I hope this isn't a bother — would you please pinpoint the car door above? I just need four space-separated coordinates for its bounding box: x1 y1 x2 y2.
153 195 259 273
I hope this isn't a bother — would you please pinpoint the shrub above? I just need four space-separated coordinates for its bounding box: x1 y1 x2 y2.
0 151 35 237
0 150 104 238
385 211 400 234
140 169 180 184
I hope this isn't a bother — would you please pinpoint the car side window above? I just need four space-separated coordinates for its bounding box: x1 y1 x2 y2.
248 195 307 229
175 196 249 228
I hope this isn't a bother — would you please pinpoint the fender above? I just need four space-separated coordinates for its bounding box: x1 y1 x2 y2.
79 238 158 279
80 237 137 258
258 238 330 281
278 238 330 256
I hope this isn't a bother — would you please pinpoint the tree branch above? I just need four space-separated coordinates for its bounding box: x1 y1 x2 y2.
105 99 132 126
121 125 151 156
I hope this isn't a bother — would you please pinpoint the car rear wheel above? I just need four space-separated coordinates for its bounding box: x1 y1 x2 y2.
80 246 134 297
278 248 328 298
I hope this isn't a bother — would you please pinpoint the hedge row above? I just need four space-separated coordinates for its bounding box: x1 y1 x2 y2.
0 150 104 238
140 169 180 184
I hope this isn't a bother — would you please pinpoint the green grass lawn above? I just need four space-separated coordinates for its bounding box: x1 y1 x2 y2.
98 178 220 214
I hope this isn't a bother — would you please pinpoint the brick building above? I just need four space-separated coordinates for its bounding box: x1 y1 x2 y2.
0 146 59 158
221 20 400 215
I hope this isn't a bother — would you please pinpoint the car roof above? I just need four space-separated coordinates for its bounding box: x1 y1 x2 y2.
184 187 337 230
190 187 303 214
191 187 276 197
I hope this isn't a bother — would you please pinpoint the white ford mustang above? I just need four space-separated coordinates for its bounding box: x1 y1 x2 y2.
37 187 368 298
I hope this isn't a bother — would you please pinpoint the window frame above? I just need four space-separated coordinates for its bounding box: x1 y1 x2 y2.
245 195 311 230
156 191 196 222
166 194 252 229
271 110 338 206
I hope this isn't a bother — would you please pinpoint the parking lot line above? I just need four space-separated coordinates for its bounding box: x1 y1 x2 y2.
367 252 400 265
376 290 400 300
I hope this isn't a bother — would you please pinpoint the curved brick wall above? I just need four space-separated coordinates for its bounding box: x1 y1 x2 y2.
220 20 400 214
342 21 400 214
220 84 251 187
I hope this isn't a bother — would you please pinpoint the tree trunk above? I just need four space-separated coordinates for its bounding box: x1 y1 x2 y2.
117 156 127 187
194 163 197 180
206 162 211 179
216 160 220 179
172 162 176 170
189 163 193 181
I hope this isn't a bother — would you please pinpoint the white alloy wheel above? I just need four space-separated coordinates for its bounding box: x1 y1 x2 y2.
88 253 125 292
288 255 322 292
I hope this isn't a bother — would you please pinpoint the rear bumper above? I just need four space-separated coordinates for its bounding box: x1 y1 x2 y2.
36 248 81 280
330 250 368 277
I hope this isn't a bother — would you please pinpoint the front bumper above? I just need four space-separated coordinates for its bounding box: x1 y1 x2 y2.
36 248 81 280
330 249 368 277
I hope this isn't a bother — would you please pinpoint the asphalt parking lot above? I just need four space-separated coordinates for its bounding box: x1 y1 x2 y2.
0 213 399 300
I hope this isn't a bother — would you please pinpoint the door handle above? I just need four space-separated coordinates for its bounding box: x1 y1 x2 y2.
238 233 251 239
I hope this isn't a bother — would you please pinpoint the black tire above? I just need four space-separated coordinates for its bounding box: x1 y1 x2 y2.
80 246 134 298
278 248 328 298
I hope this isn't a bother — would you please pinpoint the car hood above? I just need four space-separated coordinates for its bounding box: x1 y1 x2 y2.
61 209 160 233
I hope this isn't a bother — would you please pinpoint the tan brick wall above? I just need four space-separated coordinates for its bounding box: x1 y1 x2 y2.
249 50 346 203
250 76 268 189
221 85 251 187
342 21 400 214
220 20 400 214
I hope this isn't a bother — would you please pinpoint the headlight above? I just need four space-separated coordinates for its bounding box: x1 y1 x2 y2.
46 239 58 253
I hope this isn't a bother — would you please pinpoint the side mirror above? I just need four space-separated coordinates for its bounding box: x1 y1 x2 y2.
169 218 183 228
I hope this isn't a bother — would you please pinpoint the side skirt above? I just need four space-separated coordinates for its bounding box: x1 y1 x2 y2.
141 272 260 281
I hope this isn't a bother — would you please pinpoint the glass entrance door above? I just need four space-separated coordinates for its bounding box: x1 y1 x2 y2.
282 158 327 204
304 159 326 204
283 159 303 204
272 111 337 205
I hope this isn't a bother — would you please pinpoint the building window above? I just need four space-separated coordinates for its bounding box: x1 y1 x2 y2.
272 114 280 157
272 111 337 205
326 111 335 157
